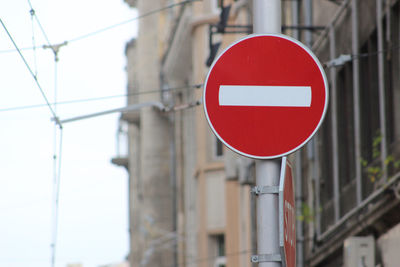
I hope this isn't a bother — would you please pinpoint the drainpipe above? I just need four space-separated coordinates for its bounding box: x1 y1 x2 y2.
160 72 178 267
169 107 178 267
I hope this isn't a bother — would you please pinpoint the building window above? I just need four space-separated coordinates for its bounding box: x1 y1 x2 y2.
316 2 400 234
208 133 224 162
209 234 226 267
337 62 357 216
215 137 224 157
319 107 335 232
385 2 400 175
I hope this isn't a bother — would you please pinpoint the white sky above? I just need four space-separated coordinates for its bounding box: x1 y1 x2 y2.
0 1 137 267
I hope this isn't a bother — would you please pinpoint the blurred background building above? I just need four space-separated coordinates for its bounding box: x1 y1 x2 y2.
112 0 400 266
99 262 130 267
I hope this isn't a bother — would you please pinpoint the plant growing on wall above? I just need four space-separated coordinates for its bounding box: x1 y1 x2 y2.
298 203 316 223
361 132 400 184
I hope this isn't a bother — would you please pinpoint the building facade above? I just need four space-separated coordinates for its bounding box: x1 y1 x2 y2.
114 0 400 266
298 1 400 267
117 1 255 266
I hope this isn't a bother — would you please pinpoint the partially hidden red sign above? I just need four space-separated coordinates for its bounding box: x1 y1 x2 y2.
203 34 328 159
279 157 296 267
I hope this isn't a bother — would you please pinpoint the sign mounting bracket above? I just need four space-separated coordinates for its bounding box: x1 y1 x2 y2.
251 253 282 263
251 185 279 195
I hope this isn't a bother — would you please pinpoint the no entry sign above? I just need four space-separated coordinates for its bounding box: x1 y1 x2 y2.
203 34 329 159
279 157 296 267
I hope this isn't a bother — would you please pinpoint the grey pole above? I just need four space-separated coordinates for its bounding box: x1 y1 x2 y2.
253 0 281 34
253 1 282 267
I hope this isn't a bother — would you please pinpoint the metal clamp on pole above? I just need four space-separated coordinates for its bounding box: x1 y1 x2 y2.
251 185 279 195
251 253 282 263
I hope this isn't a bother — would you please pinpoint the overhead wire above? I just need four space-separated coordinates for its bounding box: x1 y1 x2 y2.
0 18 62 127
29 4 52 47
27 0 51 45
0 44 41 54
23 2 65 266
50 40 62 267
68 0 200 43
323 43 400 68
2 2 200 266
0 84 203 113
0 0 201 55
1 0 203 113
29 5 38 77
51 128 64 267
353 43 400 60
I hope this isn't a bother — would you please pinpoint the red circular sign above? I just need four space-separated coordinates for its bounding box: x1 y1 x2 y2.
203 34 328 159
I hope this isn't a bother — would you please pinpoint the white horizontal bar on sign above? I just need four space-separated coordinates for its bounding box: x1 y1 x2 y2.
218 85 312 107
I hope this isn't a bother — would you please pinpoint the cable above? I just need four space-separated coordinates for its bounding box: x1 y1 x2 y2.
67 0 200 43
323 43 400 68
25 3 64 265
27 0 55 48
353 44 400 59
0 84 203 113
6 7 63 265
0 0 202 117
0 18 62 128
0 45 41 54
165 99 202 112
50 128 64 267
28 0 67 61
51 39 61 267
26 0 34 11
0 0 200 55
32 9 52 47
29 6 38 77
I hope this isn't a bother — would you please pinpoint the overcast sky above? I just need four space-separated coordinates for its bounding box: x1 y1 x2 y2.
0 1 137 266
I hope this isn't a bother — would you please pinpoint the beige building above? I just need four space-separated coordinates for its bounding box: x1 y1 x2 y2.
113 0 400 267
115 1 254 266
99 262 130 267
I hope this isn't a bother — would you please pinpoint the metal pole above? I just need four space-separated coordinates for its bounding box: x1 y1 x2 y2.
253 1 281 267
169 106 178 267
253 0 281 34
329 25 341 222
255 161 281 267
291 0 300 40
376 0 388 182
304 0 313 47
351 0 363 204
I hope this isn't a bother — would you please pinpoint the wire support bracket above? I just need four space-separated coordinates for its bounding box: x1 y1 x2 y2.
251 253 282 263
325 54 352 68
43 41 68 62
250 185 279 195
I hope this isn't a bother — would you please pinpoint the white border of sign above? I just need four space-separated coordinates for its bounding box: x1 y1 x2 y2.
203 34 329 159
